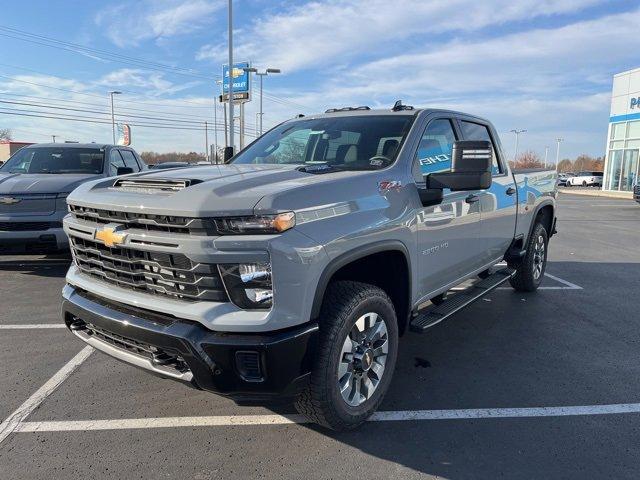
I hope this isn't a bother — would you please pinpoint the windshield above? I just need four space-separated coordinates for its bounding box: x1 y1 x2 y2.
231 115 415 170
0 147 104 174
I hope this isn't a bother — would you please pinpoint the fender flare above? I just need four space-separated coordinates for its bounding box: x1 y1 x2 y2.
526 200 555 242
310 240 412 320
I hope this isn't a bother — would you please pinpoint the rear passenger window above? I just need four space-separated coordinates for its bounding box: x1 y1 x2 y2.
120 150 141 172
415 119 457 175
459 121 502 174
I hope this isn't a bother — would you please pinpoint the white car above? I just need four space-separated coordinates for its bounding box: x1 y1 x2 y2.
565 171 603 187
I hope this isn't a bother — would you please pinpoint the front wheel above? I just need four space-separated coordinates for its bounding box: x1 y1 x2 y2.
295 281 398 430
509 222 548 292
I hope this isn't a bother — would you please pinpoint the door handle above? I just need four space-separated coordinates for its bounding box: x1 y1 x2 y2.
506 187 516 196
465 194 480 204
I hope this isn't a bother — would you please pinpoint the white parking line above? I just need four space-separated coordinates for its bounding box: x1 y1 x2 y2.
13 402 640 433
0 324 66 329
0 346 93 445
543 273 583 290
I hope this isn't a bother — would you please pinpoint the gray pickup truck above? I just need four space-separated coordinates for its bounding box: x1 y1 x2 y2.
0 143 146 251
61 104 557 430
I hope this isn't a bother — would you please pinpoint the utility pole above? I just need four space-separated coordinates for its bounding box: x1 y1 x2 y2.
204 120 209 162
544 145 549 168
555 138 564 172
213 96 218 163
227 0 234 158
510 129 526 162
109 91 122 144
243 67 281 136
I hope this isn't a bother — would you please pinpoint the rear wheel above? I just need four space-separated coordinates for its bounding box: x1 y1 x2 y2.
509 222 548 292
295 281 398 430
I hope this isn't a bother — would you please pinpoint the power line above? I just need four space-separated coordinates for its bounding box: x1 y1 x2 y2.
0 106 258 136
0 25 219 81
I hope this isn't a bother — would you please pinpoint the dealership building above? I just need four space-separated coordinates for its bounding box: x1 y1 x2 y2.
603 67 640 193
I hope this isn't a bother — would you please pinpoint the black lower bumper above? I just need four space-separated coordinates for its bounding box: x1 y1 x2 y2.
62 285 318 402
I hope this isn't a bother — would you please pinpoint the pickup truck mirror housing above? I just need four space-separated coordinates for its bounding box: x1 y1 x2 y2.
116 166 134 176
426 140 493 191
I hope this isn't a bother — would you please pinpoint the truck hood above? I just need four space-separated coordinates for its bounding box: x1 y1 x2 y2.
0 172 98 195
67 164 366 216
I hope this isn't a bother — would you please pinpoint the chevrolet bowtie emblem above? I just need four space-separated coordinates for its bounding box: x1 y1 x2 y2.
95 226 127 247
0 197 21 205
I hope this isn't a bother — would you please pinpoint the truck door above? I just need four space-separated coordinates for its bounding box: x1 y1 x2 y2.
413 118 485 298
458 120 518 262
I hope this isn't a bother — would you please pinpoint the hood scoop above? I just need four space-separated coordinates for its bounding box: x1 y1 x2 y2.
112 177 202 193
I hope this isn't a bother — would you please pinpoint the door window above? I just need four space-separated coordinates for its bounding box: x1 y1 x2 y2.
120 150 141 172
108 149 126 176
459 121 502 174
414 119 457 176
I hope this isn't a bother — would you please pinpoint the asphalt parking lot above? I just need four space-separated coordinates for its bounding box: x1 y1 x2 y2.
1 193 639 479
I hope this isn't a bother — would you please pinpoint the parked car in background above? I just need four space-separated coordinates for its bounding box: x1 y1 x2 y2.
565 171 603 187
0 143 146 251
634 181 640 204
557 172 574 186
149 161 192 170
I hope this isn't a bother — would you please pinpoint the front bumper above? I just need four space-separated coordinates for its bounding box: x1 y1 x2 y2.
62 284 318 402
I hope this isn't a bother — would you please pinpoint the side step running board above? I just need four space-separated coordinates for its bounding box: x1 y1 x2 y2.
410 267 514 333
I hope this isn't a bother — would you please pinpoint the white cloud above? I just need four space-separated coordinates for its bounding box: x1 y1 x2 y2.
196 0 604 71
96 0 223 47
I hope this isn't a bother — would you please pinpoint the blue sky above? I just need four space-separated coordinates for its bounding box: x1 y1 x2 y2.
0 0 639 159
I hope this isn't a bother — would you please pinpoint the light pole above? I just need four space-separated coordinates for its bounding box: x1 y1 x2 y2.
204 120 209 162
243 67 281 136
213 95 218 163
555 138 564 171
510 129 526 162
109 91 122 144
544 145 549 169
227 0 234 158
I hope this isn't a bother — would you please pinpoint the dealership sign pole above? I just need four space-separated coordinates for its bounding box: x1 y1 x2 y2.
227 0 234 158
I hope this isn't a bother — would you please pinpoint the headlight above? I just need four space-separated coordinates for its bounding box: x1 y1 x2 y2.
214 212 295 234
218 262 273 309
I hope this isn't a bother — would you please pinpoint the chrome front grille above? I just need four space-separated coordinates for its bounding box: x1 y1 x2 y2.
70 236 228 302
68 204 216 235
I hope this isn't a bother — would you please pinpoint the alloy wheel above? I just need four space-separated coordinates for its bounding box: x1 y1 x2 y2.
337 312 389 407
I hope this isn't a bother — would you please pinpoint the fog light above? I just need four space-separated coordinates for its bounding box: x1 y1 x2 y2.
219 262 273 309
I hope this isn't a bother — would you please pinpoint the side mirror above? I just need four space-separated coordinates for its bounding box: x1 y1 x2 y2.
116 167 134 176
427 140 493 191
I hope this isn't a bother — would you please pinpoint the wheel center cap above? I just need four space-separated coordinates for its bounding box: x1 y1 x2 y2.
359 349 374 371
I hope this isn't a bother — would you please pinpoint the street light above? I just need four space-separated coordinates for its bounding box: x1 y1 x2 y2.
544 145 549 168
510 129 526 162
109 91 122 144
243 67 281 136
226 0 234 159
555 138 564 171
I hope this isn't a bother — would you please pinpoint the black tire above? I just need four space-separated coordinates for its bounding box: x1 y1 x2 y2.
509 222 548 292
295 281 399 430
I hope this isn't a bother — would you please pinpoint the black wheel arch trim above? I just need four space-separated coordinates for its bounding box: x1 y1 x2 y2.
310 240 412 321
526 200 556 242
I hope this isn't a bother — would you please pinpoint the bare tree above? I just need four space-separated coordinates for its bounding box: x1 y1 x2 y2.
0 128 12 141
512 150 544 170
557 159 573 173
